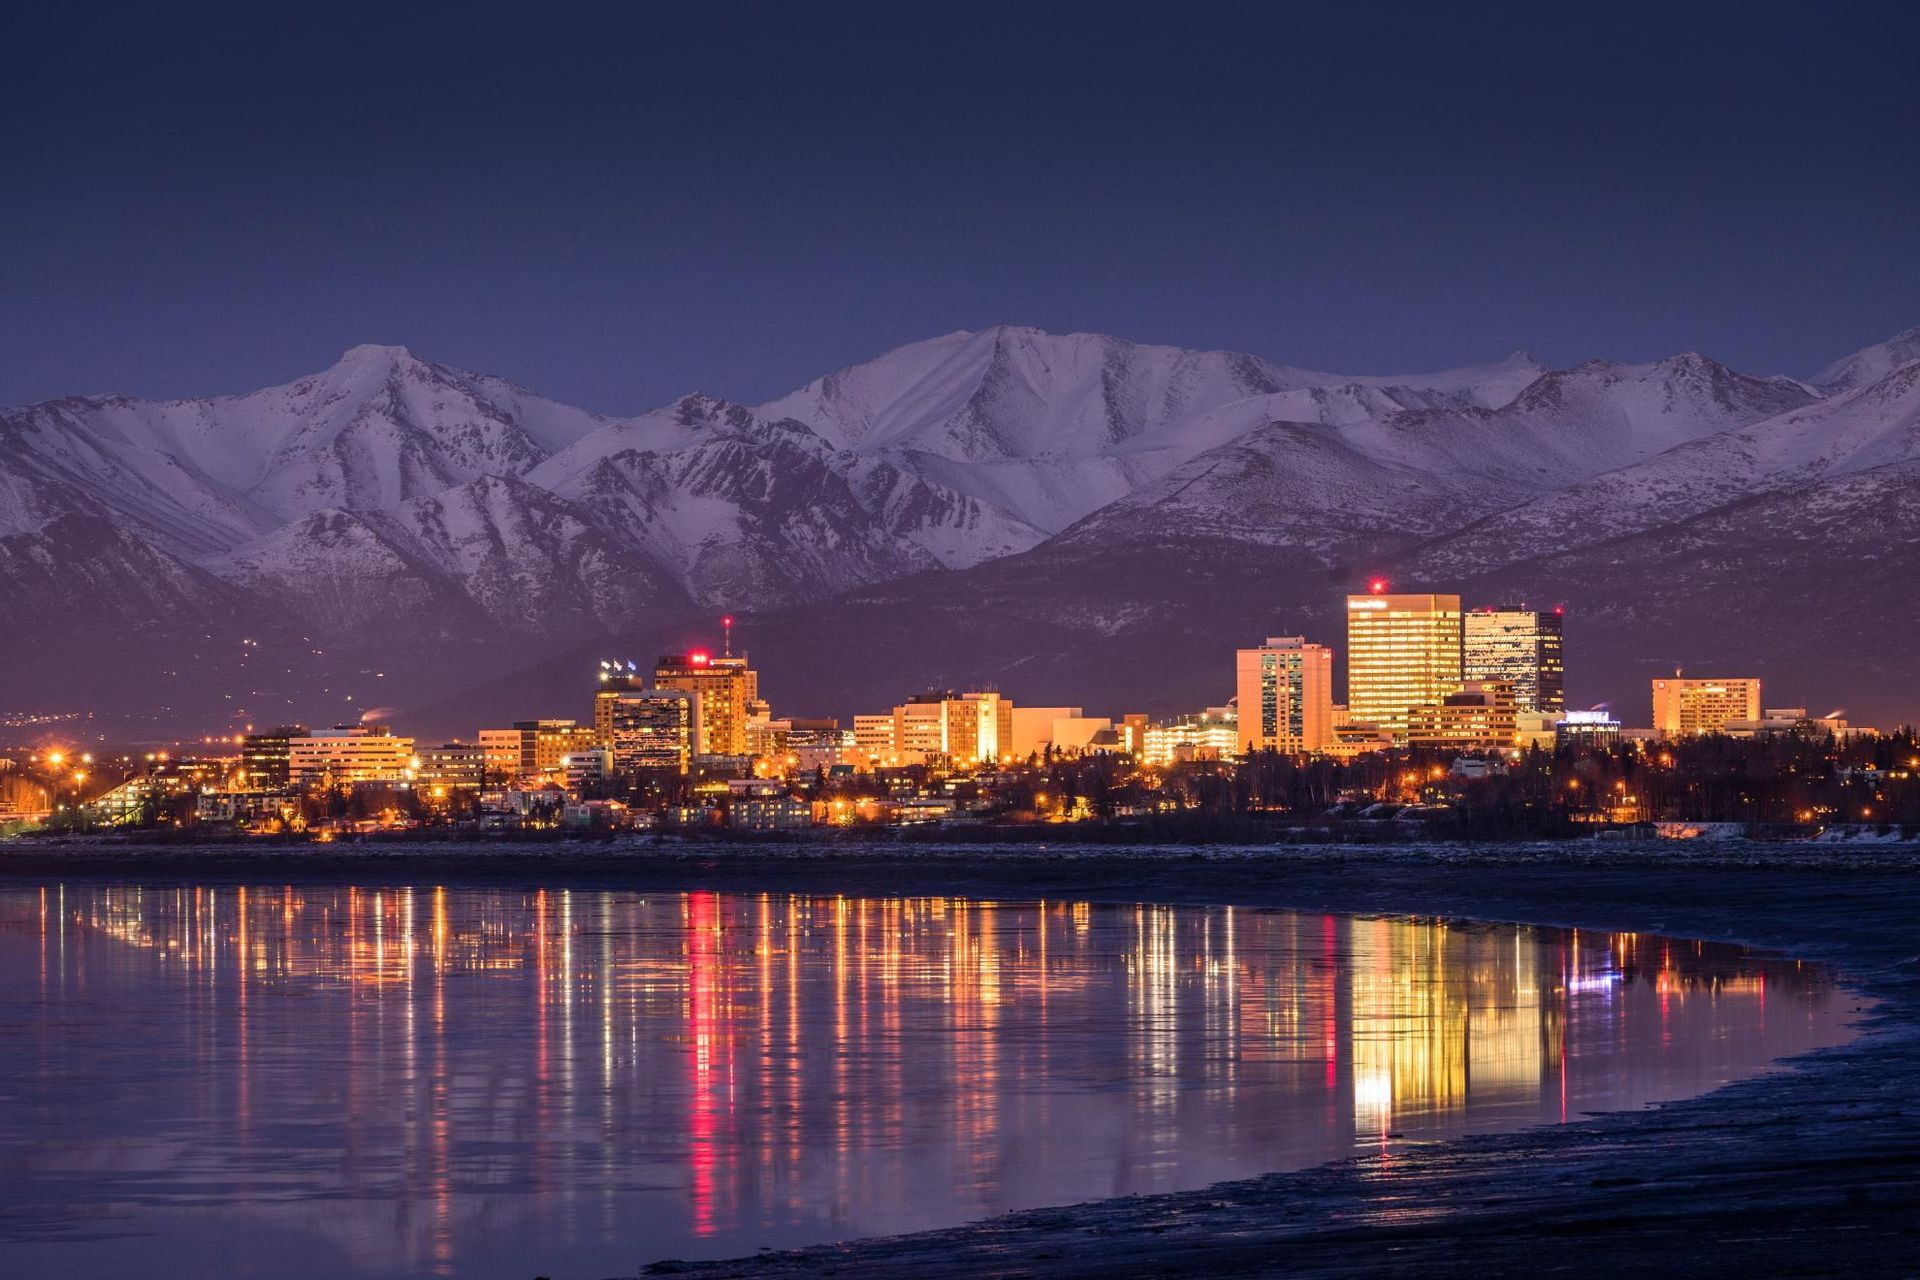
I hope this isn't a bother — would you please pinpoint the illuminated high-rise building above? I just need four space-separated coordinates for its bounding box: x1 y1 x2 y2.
1345 586 1463 736
605 688 695 774
654 650 760 758
592 661 648 746
1464 606 1565 714
1651 675 1761 737
1235 636 1335 753
945 691 1012 764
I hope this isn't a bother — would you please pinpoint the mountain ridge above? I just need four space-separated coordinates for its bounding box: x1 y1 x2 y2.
3 324 1916 734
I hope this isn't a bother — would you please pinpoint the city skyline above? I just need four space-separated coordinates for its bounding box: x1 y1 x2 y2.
8 569 1885 842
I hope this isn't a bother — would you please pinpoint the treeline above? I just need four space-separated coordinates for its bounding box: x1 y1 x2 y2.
1022 728 1920 838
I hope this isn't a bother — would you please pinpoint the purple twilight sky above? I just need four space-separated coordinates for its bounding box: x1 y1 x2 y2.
5 0 1918 412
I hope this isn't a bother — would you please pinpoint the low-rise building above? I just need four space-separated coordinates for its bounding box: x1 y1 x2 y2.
1555 709 1622 749
288 726 416 787
728 794 814 831
417 742 486 791
1406 681 1519 750
1651 675 1761 737
1142 706 1239 765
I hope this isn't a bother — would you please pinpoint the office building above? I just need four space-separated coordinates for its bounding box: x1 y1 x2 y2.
746 715 789 761
1464 607 1565 714
1651 675 1762 737
853 692 1014 768
592 662 648 746
512 719 599 780
1346 589 1464 737
1555 710 1622 749
1235 636 1335 753
563 749 613 789
240 725 308 789
1406 681 1519 750
943 691 1012 764
786 719 856 774
894 695 949 763
605 688 695 774
1141 706 1239 765
655 651 760 758
287 725 416 787
417 742 486 790
852 714 897 767
477 729 522 785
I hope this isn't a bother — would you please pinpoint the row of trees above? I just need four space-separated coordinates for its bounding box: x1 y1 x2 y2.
1017 728 1920 837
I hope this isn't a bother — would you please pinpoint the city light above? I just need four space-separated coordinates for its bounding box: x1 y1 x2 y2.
5 581 1909 839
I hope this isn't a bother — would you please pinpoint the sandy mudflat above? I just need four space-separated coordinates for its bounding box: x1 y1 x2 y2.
4 837 1918 1277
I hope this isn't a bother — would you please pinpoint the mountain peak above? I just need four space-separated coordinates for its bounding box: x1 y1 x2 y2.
338 342 419 362
326 343 430 377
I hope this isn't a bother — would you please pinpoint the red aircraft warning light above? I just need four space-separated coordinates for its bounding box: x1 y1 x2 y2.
1368 578 1389 595
688 650 711 667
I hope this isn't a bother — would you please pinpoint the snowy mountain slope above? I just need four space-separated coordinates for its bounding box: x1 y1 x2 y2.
1059 421 1480 552
540 413 939 607
1814 325 1920 394
0 346 611 551
0 399 276 552
218 476 694 639
1412 360 1920 577
0 513 254 628
1052 351 1813 563
535 393 1048 571
753 327 1552 541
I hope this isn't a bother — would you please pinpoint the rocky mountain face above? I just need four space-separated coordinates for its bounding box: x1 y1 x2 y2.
4 325 1916 734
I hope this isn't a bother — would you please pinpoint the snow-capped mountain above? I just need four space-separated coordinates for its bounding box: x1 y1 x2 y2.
755 326 1549 551
5 323 1918 732
1056 351 1814 553
1814 326 1920 394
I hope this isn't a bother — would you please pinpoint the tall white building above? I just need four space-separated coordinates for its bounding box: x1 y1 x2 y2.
1235 636 1335 753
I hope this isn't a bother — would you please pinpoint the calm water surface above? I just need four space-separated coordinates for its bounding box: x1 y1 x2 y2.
0 882 1854 1279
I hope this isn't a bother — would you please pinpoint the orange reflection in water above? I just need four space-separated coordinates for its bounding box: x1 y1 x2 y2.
0 885 1853 1280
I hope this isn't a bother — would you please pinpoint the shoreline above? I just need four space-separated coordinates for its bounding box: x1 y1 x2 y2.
5 840 1919 1276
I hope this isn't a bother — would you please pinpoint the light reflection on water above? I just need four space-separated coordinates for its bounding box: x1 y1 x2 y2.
0 883 1851 1279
